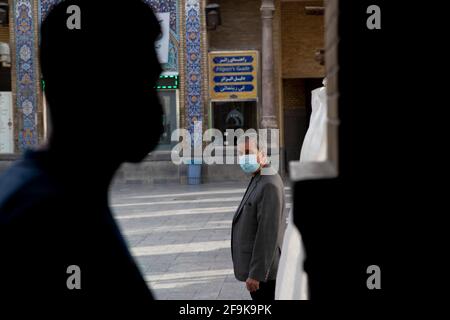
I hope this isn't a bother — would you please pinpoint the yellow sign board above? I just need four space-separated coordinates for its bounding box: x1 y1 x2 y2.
208 50 258 101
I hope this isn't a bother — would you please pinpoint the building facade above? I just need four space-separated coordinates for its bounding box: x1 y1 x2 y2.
0 0 326 184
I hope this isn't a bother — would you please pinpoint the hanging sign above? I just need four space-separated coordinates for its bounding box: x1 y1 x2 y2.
209 50 258 101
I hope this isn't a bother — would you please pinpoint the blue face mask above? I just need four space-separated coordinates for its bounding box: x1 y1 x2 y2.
239 154 260 174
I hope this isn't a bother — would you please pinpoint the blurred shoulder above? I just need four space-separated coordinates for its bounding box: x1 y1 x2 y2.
0 153 62 224
259 167 284 189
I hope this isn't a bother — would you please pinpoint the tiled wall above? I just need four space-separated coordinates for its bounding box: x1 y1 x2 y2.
184 0 203 140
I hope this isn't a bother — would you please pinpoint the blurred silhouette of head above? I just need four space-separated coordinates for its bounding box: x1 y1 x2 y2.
40 0 164 164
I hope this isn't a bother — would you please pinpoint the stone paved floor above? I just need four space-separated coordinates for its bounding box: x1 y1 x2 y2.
109 181 291 300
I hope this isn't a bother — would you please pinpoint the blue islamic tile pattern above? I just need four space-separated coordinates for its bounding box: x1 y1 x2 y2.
14 0 40 151
145 0 179 37
185 0 202 138
39 0 62 23
12 0 61 152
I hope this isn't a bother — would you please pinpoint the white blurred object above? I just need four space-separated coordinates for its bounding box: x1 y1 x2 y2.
0 92 13 153
275 79 329 300
155 13 170 64
0 42 11 67
300 83 328 162
275 210 309 300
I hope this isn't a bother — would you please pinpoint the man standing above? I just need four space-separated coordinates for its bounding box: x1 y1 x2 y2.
231 137 287 301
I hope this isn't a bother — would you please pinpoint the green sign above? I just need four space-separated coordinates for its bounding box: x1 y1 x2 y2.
156 75 179 90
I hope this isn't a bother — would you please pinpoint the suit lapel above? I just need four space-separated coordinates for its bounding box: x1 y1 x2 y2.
233 175 260 223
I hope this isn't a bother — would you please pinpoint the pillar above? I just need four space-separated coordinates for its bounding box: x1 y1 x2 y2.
184 0 204 140
260 0 277 129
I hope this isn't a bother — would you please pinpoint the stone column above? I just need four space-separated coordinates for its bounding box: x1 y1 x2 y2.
260 0 277 129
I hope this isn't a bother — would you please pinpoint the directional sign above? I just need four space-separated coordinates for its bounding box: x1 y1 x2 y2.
213 75 254 83
209 51 258 101
213 56 254 64
214 85 254 93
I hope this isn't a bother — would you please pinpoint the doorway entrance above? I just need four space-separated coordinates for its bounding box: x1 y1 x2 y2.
211 100 257 145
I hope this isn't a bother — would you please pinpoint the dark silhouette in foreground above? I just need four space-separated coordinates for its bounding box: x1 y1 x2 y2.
0 0 163 304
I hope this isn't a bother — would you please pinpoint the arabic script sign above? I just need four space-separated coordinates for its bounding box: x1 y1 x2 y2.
209 51 258 100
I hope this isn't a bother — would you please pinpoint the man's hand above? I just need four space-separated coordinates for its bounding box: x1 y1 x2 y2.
246 278 260 292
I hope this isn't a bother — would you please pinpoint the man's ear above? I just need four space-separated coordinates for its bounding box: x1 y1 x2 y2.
258 150 267 164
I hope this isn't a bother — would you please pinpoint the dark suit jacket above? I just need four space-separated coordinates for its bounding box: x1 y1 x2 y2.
0 150 153 304
231 168 287 282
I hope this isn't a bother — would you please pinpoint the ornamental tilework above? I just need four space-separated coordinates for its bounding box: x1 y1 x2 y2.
39 0 62 23
14 0 39 151
185 0 202 137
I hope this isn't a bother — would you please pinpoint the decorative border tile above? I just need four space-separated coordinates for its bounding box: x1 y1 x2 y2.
39 0 61 22
13 0 39 151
